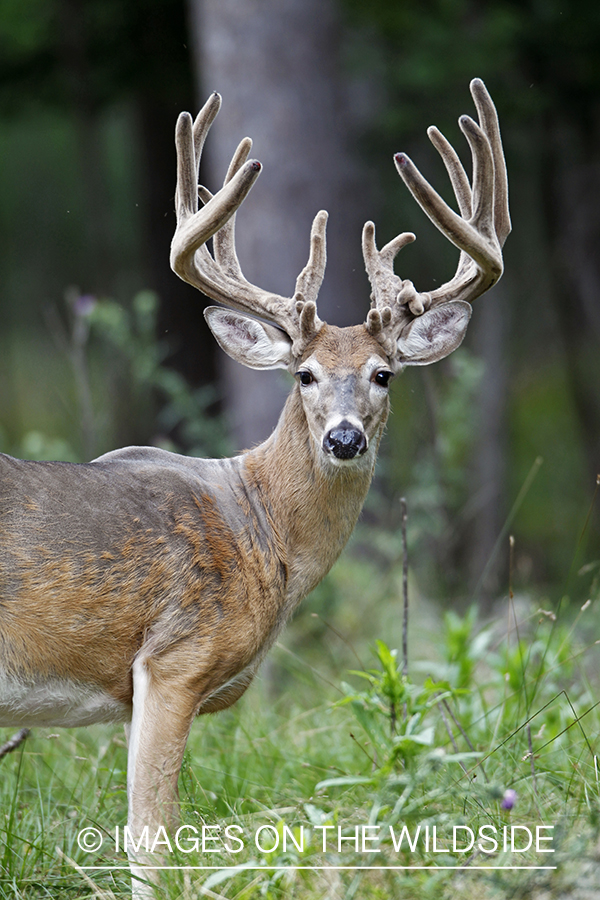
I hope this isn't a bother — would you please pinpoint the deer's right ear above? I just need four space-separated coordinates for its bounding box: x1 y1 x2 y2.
204 307 294 370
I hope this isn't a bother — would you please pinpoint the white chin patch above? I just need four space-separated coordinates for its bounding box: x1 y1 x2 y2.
320 446 372 470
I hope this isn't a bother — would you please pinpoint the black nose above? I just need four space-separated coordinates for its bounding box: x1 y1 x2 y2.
323 421 367 460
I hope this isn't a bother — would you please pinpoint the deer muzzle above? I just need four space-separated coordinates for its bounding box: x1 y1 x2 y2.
322 420 368 460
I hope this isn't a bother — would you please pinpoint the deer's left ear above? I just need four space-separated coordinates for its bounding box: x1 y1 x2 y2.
204 307 294 370
395 301 472 366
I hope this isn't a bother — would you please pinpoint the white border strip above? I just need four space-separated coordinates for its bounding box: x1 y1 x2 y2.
78 864 557 871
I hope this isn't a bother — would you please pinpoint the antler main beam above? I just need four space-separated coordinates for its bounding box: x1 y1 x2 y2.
397 78 510 297
170 92 327 353
364 78 511 351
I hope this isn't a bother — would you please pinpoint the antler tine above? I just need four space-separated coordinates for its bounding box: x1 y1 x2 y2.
470 77 511 246
174 93 221 221
170 96 327 353
363 222 421 353
291 210 327 346
171 109 262 297
212 143 326 347
426 126 472 219
212 136 253 281
192 93 222 183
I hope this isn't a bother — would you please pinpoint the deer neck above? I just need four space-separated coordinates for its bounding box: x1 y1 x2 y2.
241 388 385 603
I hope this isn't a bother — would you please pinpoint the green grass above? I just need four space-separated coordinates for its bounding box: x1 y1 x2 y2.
2 574 600 899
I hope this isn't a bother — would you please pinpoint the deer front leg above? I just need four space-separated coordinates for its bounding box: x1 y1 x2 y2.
126 653 198 899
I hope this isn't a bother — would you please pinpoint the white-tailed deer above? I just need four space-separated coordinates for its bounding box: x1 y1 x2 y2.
0 79 509 895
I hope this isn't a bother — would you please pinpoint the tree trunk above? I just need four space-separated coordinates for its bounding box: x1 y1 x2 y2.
187 0 371 449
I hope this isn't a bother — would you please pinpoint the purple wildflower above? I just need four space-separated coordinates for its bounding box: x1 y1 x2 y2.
73 294 97 317
501 788 517 810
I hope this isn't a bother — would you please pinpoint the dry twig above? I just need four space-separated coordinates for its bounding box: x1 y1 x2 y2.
0 728 30 760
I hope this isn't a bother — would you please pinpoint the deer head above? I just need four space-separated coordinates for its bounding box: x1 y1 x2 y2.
170 79 510 473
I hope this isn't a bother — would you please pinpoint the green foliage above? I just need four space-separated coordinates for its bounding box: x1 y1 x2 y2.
442 606 486 689
409 350 484 525
314 595 600 894
508 362 591 584
84 289 230 459
0 289 230 463
340 641 449 771
376 349 486 594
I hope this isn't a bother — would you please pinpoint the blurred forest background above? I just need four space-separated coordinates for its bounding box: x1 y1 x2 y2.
0 0 598 623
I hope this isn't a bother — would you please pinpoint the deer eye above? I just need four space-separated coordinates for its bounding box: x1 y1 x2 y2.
374 370 393 388
296 370 315 386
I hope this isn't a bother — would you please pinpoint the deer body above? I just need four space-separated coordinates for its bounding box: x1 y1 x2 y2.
0 341 384 731
0 81 510 896
0 447 287 728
